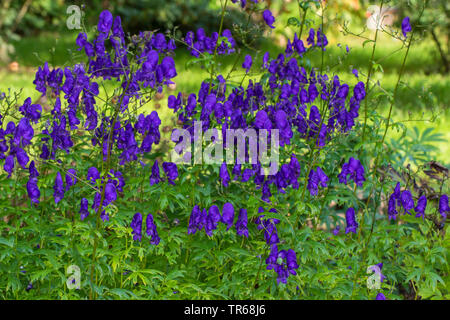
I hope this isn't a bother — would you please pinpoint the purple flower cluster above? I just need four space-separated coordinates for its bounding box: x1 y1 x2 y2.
345 207 358 234
388 183 417 220
33 62 63 97
265 245 299 284
338 157 365 187
187 202 248 237
242 55 253 73
255 206 300 283
184 28 236 57
306 28 328 50
262 10 276 29
256 207 280 245
130 212 160 245
1 115 34 178
82 167 125 221
148 160 178 186
75 10 176 90
285 33 306 57
26 161 40 204
386 183 447 222
307 166 329 196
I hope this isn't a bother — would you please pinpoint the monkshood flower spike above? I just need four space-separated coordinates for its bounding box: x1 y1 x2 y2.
338 157 365 187
146 213 160 245
439 195 449 220
263 9 275 29
402 17 412 37
345 207 358 234
131 212 143 241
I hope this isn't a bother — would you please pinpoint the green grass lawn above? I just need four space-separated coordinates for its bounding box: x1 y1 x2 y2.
1 30 448 164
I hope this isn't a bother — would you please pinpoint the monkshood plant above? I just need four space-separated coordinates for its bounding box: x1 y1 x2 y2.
0 0 448 300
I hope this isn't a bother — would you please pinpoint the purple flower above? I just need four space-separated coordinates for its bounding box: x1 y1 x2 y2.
221 202 235 230
293 33 305 56
345 207 358 234
401 17 412 37
4 155 14 178
220 162 230 187
332 225 340 236
131 212 143 241
286 249 299 275
307 167 329 196
388 183 401 220
205 205 221 236
104 182 117 206
338 157 365 187
235 208 249 237
26 177 40 204
29 161 39 178
316 28 328 50
307 28 315 46
19 98 42 124
439 195 449 220
242 55 252 73
352 69 358 78
262 10 275 29
87 167 100 184
262 52 270 68
265 245 298 284
376 293 386 300
160 56 177 80
149 160 162 186
80 198 89 220
353 81 366 101
76 32 94 57
401 190 414 215
414 195 427 219
254 110 272 130
53 172 64 204
98 10 113 34
256 208 280 245
65 169 77 191
188 205 200 234
188 205 205 235
146 213 160 245
16 147 29 169
162 162 178 185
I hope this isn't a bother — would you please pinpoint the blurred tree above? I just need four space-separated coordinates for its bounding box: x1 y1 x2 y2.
0 0 67 63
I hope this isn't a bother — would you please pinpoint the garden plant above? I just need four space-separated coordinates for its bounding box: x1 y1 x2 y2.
0 0 448 300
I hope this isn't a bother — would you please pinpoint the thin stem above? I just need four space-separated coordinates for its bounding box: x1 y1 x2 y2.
361 0 384 145
89 70 134 300
298 3 308 39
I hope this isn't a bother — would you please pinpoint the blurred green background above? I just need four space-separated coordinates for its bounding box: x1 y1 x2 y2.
0 0 448 164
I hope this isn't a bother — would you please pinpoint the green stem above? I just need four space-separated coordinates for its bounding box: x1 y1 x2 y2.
298 3 308 39
208 0 229 92
361 0 384 146
89 71 134 300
